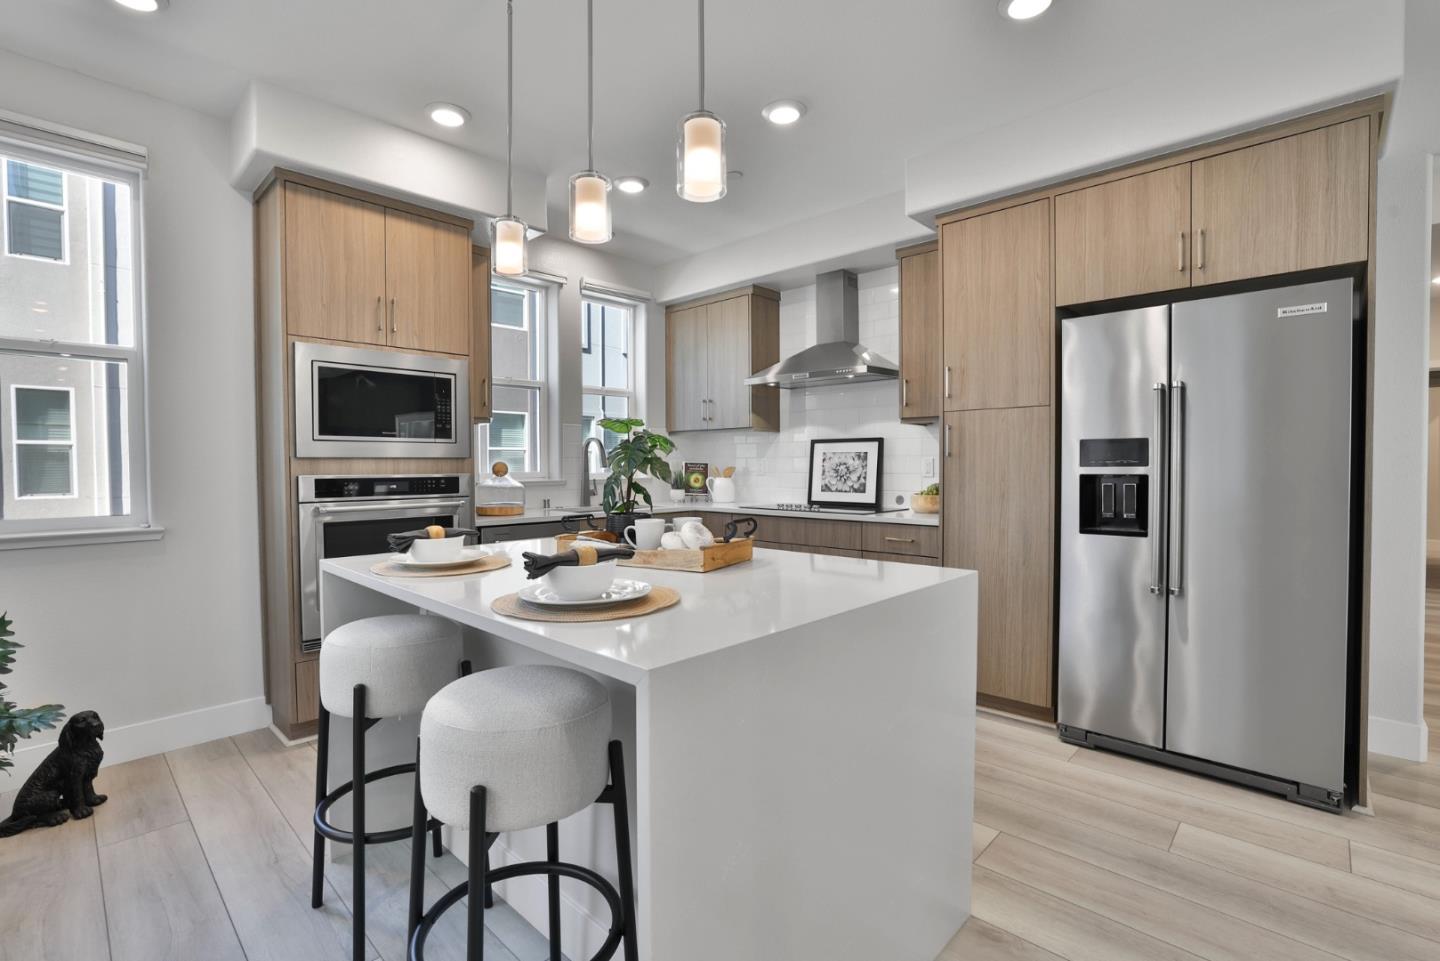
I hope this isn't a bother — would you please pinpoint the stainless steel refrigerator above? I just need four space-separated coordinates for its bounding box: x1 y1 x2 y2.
1057 278 1361 812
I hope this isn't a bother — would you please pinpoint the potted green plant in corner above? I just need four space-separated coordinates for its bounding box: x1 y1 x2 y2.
0 611 66 776
598 418 676 535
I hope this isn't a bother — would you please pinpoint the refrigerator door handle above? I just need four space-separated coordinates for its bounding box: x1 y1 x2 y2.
1150 382 1168 595
1169 379 1186 595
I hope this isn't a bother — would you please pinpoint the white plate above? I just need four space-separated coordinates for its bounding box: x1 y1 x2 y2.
518 578 652 609
389 546 492 569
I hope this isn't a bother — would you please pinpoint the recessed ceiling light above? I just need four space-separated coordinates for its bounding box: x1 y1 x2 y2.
614 176 649 194
761 100 807 126
999 0 1051 20
426 103 470 128
112 0 168 11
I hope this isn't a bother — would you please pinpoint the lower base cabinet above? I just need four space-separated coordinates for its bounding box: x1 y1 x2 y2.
294 658 320 725
943 407 1054 715
861 551 939 566
702 512 940 564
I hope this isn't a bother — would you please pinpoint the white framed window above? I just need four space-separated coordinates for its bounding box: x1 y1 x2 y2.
480 278 549 478
4 158 68 263
0 121 153 546
581 296 636 474
12 386 76 498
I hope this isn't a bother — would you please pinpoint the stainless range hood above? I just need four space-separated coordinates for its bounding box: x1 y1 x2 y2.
745 269 899 389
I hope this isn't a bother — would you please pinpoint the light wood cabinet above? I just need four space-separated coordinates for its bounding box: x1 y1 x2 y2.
293 659 319 725
665 287 780 433
1192 117 1370 285
282 179 471 357
1055 164 1193 305
898 243 941 421
284 182 387 346
385 209 471 355
943 407 1054 715
941 199 1052 411
471 246 492 422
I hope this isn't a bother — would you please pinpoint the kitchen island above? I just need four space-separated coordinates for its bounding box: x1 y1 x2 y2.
319 540 976 961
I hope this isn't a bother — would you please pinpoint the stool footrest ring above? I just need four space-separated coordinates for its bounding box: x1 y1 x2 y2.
409 859 625 961
315 762 438 846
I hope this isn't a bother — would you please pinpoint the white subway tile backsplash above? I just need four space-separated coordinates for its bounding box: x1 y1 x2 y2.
670 265 939 507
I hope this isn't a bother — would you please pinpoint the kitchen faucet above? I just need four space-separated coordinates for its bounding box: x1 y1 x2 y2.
579 436 608 508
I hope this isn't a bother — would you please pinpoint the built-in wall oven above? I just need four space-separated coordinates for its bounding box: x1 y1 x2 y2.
294 342 470 459
296 474 472 650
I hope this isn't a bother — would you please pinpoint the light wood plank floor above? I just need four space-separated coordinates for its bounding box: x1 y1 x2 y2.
4 572 1439 961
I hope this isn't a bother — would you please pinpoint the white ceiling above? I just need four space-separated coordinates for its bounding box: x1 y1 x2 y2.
0 0 1398 266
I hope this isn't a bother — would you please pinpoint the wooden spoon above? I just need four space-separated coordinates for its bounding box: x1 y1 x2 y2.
723 466 735 478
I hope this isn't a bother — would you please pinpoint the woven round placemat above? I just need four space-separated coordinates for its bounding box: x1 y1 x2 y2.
491 585 680 622
370 554 511 578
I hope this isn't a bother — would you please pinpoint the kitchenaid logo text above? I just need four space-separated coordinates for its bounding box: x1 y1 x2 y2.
1277 302 1328 317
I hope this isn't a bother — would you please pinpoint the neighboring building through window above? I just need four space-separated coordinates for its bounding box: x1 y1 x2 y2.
5 159 67 262
581 297 635 473
12 386 75 497
480 279 548 477
0 133 149 539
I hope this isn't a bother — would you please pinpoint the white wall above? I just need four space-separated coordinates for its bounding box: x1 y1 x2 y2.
0 50 268 779
672 266 940 505
1367 0 1440 761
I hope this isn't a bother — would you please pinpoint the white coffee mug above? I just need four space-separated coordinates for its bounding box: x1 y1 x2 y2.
624 517 667 550
706 476 736 504
669 515 702 533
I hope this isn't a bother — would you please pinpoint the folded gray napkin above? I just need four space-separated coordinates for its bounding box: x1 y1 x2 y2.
521 543 635 579
387 527 479 554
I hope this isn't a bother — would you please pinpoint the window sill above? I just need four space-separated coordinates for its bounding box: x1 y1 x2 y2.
0 525 166 551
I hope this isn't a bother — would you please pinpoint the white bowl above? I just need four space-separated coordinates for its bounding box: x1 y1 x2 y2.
409 535 466 563
545 559 618 601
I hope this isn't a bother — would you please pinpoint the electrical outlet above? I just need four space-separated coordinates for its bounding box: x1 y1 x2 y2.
921 456 936 478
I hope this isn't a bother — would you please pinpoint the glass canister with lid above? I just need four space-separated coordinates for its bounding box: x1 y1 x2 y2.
476 461 526 517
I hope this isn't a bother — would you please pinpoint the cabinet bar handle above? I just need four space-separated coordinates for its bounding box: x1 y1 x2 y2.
376 295 383 332
944 365 952 399
1177 232 1185 272
883 536 915 544
902 378 909 409
1196 229 1206 271
945 423 952 458
390 297 397 333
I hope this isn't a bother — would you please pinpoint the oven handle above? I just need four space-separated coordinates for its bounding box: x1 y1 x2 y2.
310 499 469 516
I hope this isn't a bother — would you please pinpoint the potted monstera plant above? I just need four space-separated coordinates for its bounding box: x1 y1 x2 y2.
0 611 65 777
598 418 676 535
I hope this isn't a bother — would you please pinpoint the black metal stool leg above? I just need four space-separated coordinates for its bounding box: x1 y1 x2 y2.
546 822 561 961
312 701 331 909
408 738 427 944
467 786 488 961
352 684 368 961
607 740 639 961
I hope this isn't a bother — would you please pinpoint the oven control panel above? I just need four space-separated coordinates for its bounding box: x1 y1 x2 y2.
309 475 464 501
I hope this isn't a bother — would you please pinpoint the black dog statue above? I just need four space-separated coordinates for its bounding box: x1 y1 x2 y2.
0 711 107 838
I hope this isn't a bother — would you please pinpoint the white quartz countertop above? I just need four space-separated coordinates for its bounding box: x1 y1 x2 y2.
473 502 941 528
321 538 969 681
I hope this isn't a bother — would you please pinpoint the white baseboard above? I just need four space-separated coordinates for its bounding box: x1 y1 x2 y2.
1368 714 1430 762
4 696 272 783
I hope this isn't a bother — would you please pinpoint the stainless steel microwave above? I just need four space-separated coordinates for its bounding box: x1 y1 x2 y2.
293 342 470 459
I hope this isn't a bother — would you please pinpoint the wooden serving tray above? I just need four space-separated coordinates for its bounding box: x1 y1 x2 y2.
618 537 753 573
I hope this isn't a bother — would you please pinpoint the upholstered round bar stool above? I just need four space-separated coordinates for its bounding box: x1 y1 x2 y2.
406 664 638 961
312 613 466 961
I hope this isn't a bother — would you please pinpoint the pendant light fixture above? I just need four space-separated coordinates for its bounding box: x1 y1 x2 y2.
568 0 612 244
492 0 528 276
676 0 725 202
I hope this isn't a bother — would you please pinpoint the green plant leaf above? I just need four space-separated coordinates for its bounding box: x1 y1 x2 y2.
0 611 65 773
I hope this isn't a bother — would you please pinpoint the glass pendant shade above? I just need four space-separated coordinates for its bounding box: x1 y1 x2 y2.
677 111 726 202
569 171 612 244
492 217 528 277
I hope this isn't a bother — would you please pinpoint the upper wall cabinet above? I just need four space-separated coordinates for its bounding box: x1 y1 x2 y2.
470 245 492 423
1192 117 1370 286
1055 164 1192 306
284 182 388 346
898 243 941 422
941 198 1052 411
282 179 472 357
666 287 780 433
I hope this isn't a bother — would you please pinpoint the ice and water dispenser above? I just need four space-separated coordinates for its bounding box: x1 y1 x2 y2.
1077 438 1149 537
